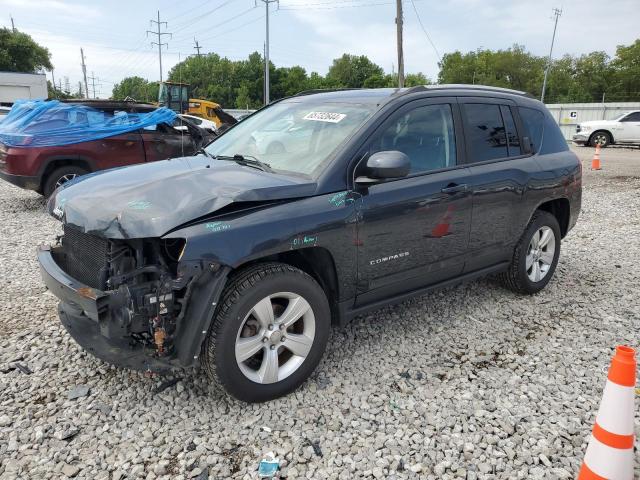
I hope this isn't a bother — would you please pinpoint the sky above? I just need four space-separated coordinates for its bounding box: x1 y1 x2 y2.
1 0 639 99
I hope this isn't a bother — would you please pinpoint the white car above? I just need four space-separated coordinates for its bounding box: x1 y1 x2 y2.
179 114 217 133
0 106 11 120
572 110 640 147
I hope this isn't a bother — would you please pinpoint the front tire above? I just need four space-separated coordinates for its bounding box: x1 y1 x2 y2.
500 211 561 294
202 263 330 402
589 130 611 147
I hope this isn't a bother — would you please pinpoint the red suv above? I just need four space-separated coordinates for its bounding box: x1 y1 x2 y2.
0 100 210 196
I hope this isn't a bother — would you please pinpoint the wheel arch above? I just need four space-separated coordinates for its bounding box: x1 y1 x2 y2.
589 129 614 145
232 247 341 325
39 156 94 192
536 197 571 238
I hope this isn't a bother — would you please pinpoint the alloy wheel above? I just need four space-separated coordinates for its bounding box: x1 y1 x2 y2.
525 226 556 282
235 292 315 384
55 173 78 189
593 133 608 146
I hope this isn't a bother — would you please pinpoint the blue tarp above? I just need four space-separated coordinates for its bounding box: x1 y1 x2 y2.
0 100 177 147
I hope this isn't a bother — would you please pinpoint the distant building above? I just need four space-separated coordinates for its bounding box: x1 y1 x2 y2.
0 72 47 106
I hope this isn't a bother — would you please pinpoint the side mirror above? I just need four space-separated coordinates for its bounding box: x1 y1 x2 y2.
522 136 533 155
355 150 411 185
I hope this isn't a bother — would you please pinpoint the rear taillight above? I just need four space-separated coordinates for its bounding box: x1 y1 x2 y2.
0 143 6 169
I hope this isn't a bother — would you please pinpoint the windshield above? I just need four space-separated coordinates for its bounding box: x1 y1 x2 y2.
205 101 376 176
613 111 630 121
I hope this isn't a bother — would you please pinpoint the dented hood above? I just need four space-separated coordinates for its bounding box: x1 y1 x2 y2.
48 155 317 239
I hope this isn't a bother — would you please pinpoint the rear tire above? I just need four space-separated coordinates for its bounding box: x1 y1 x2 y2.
202 262 330 402
43 166 89 197
500 211 561 294
589 130 611 148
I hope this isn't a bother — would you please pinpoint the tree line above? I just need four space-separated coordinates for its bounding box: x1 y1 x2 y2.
1 27 638 107
113 39 640 107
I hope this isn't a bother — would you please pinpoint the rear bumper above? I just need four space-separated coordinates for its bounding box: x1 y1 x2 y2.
38 244 177 373
0 170 40 191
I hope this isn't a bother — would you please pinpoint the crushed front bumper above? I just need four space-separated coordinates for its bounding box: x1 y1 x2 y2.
38 244 177 373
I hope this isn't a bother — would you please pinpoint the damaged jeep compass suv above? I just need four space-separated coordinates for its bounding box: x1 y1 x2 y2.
38 86 581 402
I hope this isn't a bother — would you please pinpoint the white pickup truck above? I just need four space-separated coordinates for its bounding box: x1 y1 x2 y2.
572 110 640 147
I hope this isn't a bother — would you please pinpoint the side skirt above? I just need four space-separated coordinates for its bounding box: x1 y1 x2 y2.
336 262 509 327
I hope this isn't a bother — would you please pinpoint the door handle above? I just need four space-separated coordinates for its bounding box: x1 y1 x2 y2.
441 183 468 194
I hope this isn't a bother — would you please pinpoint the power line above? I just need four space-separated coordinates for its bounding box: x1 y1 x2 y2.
147 10 172 82
170 0 235 35
87 71 102 98
541 7 562 102
409 0 440 63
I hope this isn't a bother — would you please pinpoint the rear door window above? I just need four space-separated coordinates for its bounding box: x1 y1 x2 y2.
501 106 521 156
462 103 509 162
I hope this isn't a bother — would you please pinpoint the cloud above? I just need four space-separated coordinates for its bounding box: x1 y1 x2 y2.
0 0 101 20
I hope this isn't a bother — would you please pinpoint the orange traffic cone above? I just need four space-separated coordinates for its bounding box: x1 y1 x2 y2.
578 345 636 479
591 144 602 170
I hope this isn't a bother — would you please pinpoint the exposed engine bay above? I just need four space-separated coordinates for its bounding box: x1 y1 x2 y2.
50 224 197 361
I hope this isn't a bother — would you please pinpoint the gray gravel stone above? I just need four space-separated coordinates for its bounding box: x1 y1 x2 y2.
0 149 639 479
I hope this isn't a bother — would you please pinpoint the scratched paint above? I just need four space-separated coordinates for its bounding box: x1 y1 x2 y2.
127 200 152 210
291 234 319 249
205 221 231 232
329 191 355 208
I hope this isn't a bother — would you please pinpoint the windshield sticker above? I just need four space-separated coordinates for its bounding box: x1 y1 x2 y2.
329 191 355 208
127 200 151 210
303 112 346 123
205 221 231 233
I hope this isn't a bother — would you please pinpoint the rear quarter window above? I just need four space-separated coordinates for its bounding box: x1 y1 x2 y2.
519 107 543 153
519 106 568 155
540 113 568 154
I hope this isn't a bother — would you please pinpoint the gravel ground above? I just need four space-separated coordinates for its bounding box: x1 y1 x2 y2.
1 146 639 479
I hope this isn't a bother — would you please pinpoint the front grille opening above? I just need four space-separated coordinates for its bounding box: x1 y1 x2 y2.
62 225 109 289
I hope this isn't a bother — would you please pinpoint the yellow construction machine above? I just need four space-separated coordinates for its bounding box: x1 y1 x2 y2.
158 81 236 128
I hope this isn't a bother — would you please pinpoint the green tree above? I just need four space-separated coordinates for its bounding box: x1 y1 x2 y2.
405 72 430 87
47 80 74 100
326 54 384 88
609 40 640 101
111 76 157 102
0 27 52 72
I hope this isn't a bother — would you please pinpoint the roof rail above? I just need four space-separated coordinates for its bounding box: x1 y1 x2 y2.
424 84 533 98
293 88 362 97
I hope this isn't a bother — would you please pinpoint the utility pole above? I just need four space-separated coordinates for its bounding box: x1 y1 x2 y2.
147 10 171 82
88 71 98 99
540 7 562 103
194 38 202 57
80 48 89 99
51 68 56 95
10 15 16 32
396 0 404 88
256 0 278 105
